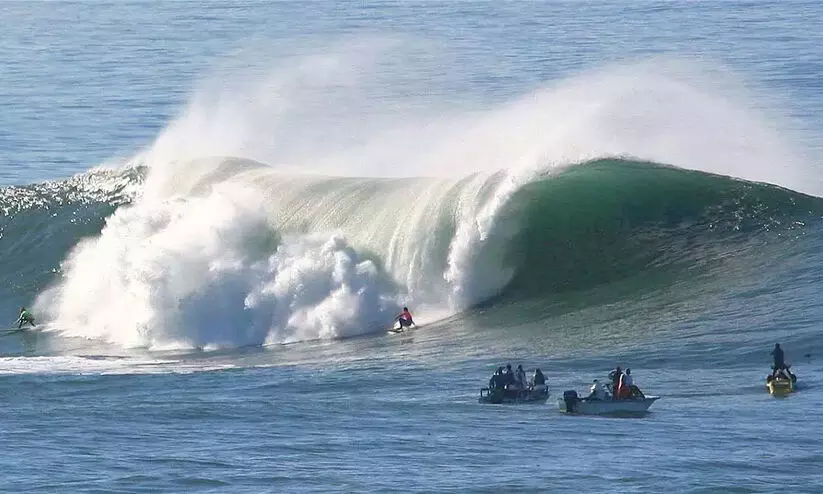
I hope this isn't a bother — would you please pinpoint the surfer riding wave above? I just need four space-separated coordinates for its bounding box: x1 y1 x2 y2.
395 307 415 330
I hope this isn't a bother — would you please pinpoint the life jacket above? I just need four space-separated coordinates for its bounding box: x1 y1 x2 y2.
618 374 631 398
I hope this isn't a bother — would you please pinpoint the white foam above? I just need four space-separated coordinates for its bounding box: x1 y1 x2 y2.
35 182 400 350
0 356 159 376
0 355 249 376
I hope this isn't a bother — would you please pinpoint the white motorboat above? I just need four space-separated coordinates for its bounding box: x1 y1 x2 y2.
558 390 659 415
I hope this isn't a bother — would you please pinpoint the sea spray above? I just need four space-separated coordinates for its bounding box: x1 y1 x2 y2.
444 171 537 308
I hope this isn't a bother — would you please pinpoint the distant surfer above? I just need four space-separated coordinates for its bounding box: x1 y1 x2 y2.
395 307 415 330
17 307 35 329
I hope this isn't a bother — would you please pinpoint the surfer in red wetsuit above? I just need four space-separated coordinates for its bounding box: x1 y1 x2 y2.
396 307 415 329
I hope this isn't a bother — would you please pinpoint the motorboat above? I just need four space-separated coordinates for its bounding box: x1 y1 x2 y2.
558 390 659 415
479 384 549 404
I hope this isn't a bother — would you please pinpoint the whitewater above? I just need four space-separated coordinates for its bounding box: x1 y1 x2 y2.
2 2 823 492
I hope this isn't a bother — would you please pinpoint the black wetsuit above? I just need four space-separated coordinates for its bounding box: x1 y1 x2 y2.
772 347 785 370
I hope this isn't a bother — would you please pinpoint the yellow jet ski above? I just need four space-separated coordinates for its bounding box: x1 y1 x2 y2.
766 372 796 396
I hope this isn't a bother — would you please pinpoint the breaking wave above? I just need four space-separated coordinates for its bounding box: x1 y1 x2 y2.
2 50 820 351
0 157 815 351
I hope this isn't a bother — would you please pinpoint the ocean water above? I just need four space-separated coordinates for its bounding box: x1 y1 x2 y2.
2 1 823 492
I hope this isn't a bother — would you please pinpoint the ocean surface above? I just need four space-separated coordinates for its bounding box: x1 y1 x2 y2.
2 1 823 492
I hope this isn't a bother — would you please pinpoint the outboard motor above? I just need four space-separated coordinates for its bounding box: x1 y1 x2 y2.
563 390 578 413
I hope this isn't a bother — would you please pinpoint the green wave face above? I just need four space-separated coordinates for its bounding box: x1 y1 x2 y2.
496 159 823 299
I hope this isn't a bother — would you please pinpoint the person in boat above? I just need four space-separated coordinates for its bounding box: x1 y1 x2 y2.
531 368 547 394
624 369 646 397
504 364 514 387
17 307 35 329
771 343 787 376
533 368 546 386
618 368 633 399
587 379 607 400
489 367 505 389
395 307 415 330
608 366 622 399
514 365 527 390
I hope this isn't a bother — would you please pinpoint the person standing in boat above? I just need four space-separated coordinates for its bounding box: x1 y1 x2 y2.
514 365 526 389
608 366 622 399
489 367 505 389
503 363 514 387
532 368 546 386
618 368 634 399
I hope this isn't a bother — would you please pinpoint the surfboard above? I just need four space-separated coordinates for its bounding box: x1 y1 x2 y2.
387 324 418 334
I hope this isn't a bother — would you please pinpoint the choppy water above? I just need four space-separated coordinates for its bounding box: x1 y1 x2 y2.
2 1 823 492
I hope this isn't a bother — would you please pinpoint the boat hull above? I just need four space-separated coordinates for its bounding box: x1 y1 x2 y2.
558 396 659 415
